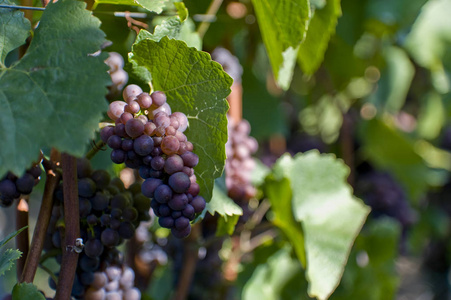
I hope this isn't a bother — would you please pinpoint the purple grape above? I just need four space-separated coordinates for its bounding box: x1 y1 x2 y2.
123 207 138 221
151 156 165 170
174 216 190 230
191 196 206 213
151 91 167 107
158 204 171 217
181 152 199 168
107 135 122 149
79 255 100 272
171 210 182 218
164 155 184 174
91 192 109 211
133 194 152 211
27 165 42 179
78 178 96 198
118 221 135 239
141 178 163 198
133 135 154 156
111 149 126 164
15 173 34 194
154 184 173 204
168 193 188 210
84 239 104 258
161 136 180 156
139 166 151 179
111 194 128 210
90 170 111 190
168 172 191 193
100 126 115 143
183 204 195 219
79 198 92 217
125 118 144 138
101 228 120 247
171 226 191 238
0 179 17 198
137 92 152 108
158 216 174 228
121 138 134 151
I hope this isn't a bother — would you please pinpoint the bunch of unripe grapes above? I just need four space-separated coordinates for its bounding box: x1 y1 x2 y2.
0 163 42 207
84 265 140 300
101 85 206 238
225 117 258 201
105 52 128 100
45 158 149 299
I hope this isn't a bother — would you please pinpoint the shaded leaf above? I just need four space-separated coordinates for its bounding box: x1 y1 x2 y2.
298 0 342 75
0 0 30 65
215 214 240 236
0 248 22 277
205 183 243 217
12 283 45 300
0 0 110 177
0 226 28 249
265 175 306 267
130 36 232 202
272 151 370 300
251 0 310 90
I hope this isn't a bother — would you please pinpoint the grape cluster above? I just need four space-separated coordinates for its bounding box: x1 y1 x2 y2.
45 158 150 298
84 265 141 300
356 171 415 227
105 52 128 100
225 117 258 201
0 164 42 207
101 85 206 238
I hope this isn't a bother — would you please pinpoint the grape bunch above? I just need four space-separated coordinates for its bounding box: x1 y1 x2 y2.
105 52 128 100
45 158 150 299
0 164 42 207
356 171 415 228
84 265 141 300
101 85 206 238
225 117 258 201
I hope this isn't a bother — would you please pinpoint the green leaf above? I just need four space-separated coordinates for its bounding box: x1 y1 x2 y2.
0 248 22 277
0 0 110 177
242 246 304 300
265 175 306 267
215 214 240 236
359 118 430 202
0 0 31 66
0 226 28 249
251 0 310 90
405 0 451 93
298 0 342 75
417 92 446 140
272 151 370 300
174 2 188 22
206 183 243 217
94 0 169 13
367 46 415 113
129 36 232 202
12 283 46 300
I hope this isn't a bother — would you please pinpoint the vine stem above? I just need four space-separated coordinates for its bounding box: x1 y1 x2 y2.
54 153 80 300
173 224 201 300
340 112 355 187
197 0 223 39
15 197 29 280
20 150 61 283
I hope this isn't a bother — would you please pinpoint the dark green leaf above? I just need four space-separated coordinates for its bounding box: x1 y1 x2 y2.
0 248 22 277
12 282 46 300
215 214 239 236
0 226 28 249
251 0 310 90
130 36 232 202
0 0 30 65
272 151 370 300
298 0 342 75
265 175 306 267
0 0 110 177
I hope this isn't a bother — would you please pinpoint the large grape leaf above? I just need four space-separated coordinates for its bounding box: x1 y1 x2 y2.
0 0 30 65
129 36 232 202
297 0 342 75
94 0 168 13
0 248 21 277
12 283 45 300
251 0 310 90
0 0 110 177
272 151 370 300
